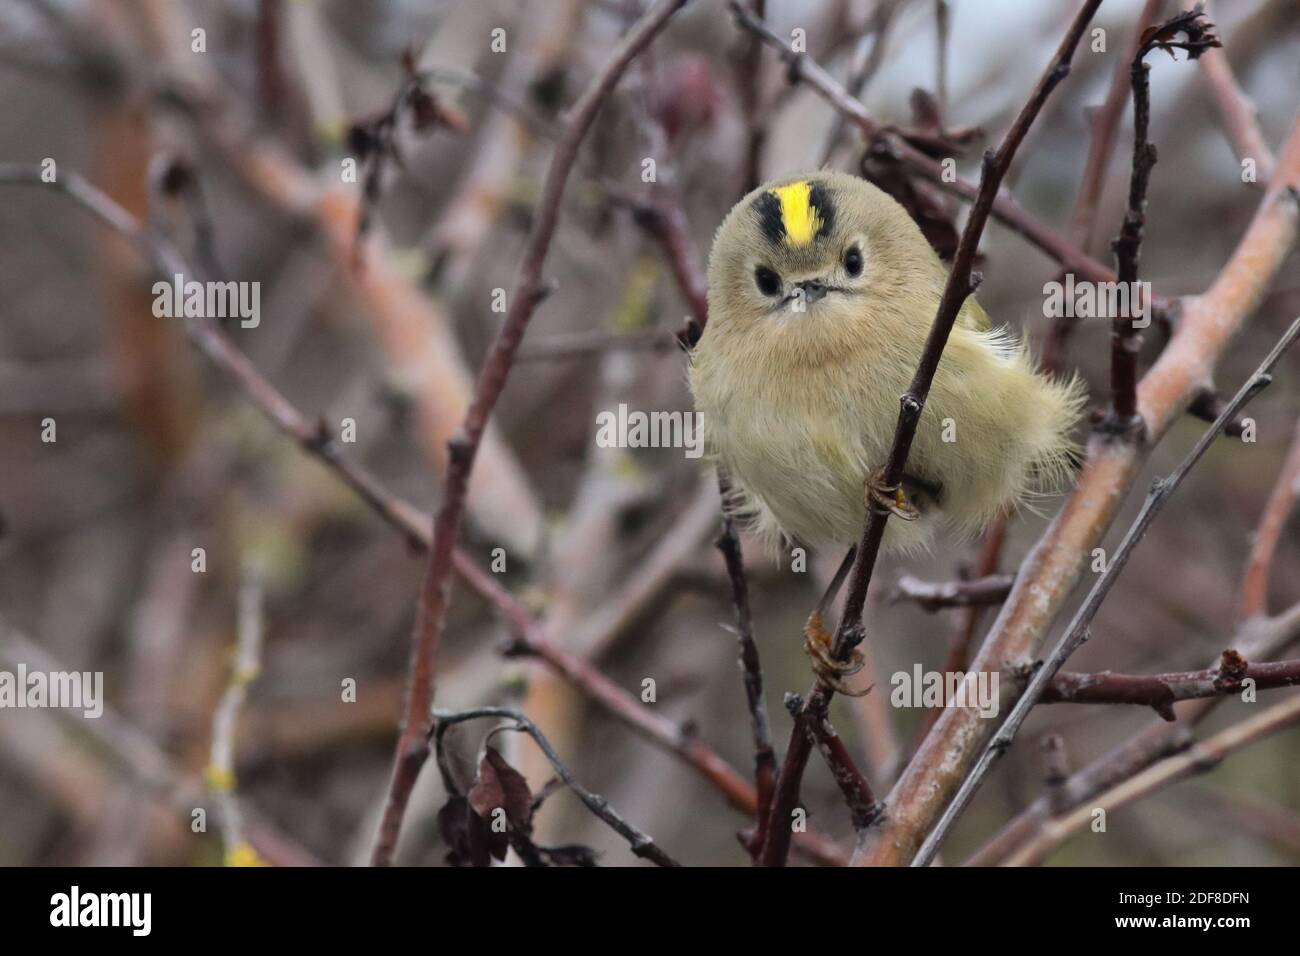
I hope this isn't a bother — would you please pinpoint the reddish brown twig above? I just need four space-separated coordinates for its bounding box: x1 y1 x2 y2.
1042 652 1300 711
1108 5 1221 430
369 0 690 867
733 0 768 194
1065 0 1163 258
786 694 882 832
890 573 1015 612
755 0 1105 868
1186 389 1250 437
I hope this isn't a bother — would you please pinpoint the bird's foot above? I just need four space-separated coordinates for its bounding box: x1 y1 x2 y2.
866 466 920 521
803 610 871 696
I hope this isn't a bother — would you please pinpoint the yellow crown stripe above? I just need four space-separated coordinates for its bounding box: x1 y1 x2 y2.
770 181 822 247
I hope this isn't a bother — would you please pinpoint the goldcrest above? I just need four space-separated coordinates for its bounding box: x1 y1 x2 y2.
689 170 1085 557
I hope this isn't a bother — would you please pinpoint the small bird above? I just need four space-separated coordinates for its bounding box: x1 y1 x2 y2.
689 170 1085 691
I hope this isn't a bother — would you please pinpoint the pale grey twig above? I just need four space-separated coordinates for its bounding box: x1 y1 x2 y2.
207 561 266 865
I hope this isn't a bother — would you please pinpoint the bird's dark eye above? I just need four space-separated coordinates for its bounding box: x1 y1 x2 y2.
844 245 863 277
754 266 781 297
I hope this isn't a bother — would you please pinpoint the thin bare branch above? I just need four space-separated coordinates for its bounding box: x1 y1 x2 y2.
206 562 267 867
1108 5 1221 430
716 484 778 857
785 693 882 832
1043 651 1300 710
1195 0 1277 183
431 707 680 867
891 573 1015 612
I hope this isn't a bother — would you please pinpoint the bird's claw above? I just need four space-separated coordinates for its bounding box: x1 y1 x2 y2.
803 611 872 697
866 466 920 521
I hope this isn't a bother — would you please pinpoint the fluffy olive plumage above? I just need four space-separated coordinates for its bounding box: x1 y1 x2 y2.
689 170 1085 554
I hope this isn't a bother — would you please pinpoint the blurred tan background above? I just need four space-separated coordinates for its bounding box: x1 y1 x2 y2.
1 0 1299 866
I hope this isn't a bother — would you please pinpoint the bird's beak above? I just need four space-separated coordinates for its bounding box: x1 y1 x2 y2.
788 279 829 307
